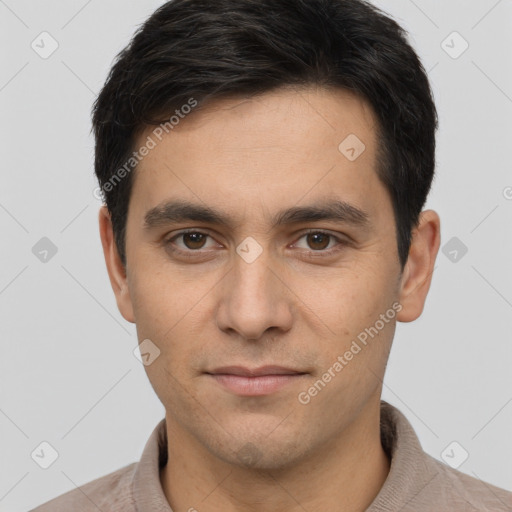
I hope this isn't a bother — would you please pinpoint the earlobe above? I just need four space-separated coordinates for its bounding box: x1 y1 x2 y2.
98 206 135 324
396 210 441 323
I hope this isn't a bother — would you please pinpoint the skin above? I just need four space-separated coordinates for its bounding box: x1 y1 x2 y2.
99 85 440 512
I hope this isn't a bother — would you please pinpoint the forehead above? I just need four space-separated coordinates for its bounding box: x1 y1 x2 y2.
129 86 390 229
153 86 377 157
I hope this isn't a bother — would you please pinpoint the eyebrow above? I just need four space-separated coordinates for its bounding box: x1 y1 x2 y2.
143 198 371 232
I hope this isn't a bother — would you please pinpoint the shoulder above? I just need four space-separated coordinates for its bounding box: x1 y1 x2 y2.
29 462 137 512
377 401 512 511
423 453 512 511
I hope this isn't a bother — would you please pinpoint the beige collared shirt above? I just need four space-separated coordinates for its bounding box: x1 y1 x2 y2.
30 400 512 511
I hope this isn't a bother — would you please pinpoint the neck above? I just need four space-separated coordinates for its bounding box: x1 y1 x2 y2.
160 398 390 512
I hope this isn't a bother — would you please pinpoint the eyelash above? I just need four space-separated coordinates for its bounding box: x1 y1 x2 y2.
163 229 349 258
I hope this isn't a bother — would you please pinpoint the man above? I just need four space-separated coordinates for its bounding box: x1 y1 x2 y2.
31 0 512 510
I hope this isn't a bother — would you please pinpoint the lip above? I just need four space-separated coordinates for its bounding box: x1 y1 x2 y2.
205 366 307 396
207 365 306 377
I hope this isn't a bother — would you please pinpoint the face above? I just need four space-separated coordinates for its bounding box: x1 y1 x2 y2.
100 86 438 470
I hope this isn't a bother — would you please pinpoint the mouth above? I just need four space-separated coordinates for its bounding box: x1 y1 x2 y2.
205 366 308 396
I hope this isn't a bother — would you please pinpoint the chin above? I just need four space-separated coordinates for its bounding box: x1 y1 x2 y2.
210 433 309 472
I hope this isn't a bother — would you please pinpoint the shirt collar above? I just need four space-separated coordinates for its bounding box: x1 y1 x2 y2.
366 400 441 511
131 400 439 511
132 416 173 511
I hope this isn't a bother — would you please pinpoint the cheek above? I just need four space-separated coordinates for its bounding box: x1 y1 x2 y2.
297 261 396 362
129 268 186 352
130 267 212 370
301 263 388 325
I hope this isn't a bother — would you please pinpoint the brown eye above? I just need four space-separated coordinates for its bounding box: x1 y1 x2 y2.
292 230 348 256
165 230 215 254
306 232 331 250
181 232 208 250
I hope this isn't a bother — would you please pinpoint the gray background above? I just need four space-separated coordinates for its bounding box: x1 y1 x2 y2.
1 1 511 510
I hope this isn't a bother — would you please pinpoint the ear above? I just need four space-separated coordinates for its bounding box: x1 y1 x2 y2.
98 206 135 323
397 210 441 323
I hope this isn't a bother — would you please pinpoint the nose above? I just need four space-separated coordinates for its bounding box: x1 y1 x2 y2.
215 248 293 341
